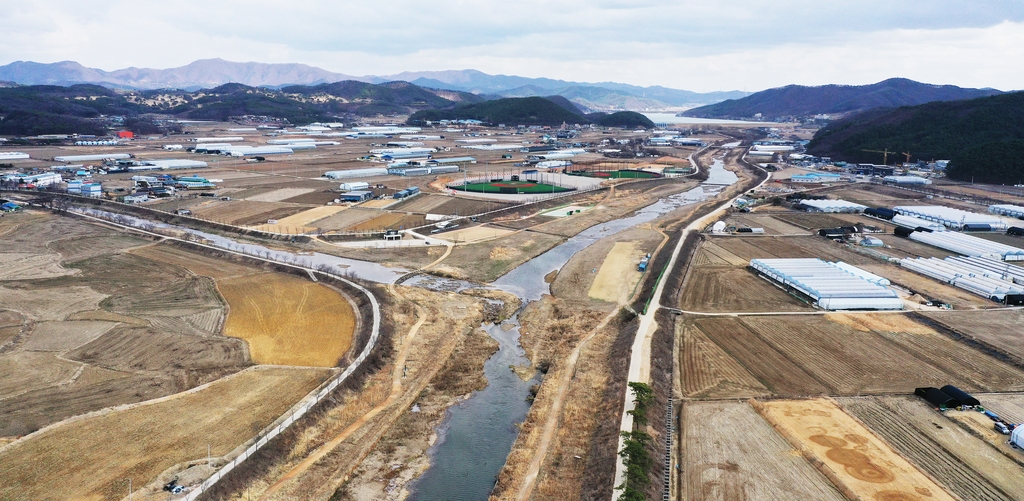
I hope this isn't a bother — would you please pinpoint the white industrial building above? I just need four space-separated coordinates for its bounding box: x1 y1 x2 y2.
128 159 209 171
462 144 524 151
798 199 867 213
894 206 1007 231
351 126 420 134
750 258 903 310
907 230 1024 261
990 204 1024 219
54 153 131 162
192 137 245 143
883 175 932 185
324 168 389 179
899 256 1024 301
1 172 63 187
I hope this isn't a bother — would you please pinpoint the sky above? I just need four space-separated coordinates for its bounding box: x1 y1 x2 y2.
1 0 1022 92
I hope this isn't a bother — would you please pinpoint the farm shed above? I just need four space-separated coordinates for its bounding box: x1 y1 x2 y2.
894 206 1007 231
798 199 867 213
864 207 896 220
749 258 902 310
940 385 980 407
339 191 373 202
908 231 1024 261
915 387 957 408
1009 227 1024 237
989 204 1024 219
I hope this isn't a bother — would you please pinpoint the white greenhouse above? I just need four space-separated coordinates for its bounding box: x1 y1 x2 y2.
899 256 1024 301
990 204 1024 219
798 199 867 213
907 231 1024 261
894 206 1007 231
750 258 903 310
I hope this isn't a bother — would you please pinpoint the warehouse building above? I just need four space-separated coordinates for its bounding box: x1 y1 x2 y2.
790 172 842 183
750 258 903 310
54 153 131 162
324 168 388 179
339 191 373 202
883 175 932 185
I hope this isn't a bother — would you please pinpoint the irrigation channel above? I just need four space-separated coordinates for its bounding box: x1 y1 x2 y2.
66 159 737 499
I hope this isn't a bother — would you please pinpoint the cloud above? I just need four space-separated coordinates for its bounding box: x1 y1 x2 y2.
0 0 1020 91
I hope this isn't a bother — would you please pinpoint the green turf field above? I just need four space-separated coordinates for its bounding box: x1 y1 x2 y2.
451 180 573 194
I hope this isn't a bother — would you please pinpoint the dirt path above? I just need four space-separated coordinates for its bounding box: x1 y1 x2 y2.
258 302 427 500
511 306 618 501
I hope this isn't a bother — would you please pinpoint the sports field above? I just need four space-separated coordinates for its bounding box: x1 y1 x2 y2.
451 180 573 194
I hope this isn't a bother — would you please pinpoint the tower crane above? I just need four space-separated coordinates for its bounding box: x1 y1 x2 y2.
862 148 894 165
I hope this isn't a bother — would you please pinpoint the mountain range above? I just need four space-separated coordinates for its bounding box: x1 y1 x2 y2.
0 59 747 111
683 78 1003 120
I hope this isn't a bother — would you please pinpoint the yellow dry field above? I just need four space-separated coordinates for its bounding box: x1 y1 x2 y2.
436 225 513 243
945 409 1019 455
218 273 355 367
359 198 398 208
588 241 645 303
760 399 956 501
0 366 330 501
250 205 347 233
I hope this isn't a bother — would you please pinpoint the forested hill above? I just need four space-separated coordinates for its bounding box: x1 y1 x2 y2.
806 91 1024 184
0 81 482 135
406 97 655 127
682 78 1001 120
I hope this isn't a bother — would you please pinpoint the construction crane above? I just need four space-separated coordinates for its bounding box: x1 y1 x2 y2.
863 148 894 165
902 152 912 164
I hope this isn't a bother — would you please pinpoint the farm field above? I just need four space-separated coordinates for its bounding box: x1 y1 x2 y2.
678 321 769 399
0 366 330 501
218 272 356 367
311 207 383 231
130 244 260 280
244 187 317 202
250 205 347 233
759 398 956 501
840 395 1024 501
348 212 427 232
725 213 809 235
681 401 845 501
389 193 453 213
923 310 1024 360
693 317 829 396
742 315 966 394
189 200 310 225
772 212 856 230
358 198 399 209
680 265 811 312
828 313 1024 392
710 235 878 265
588 241 645 303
